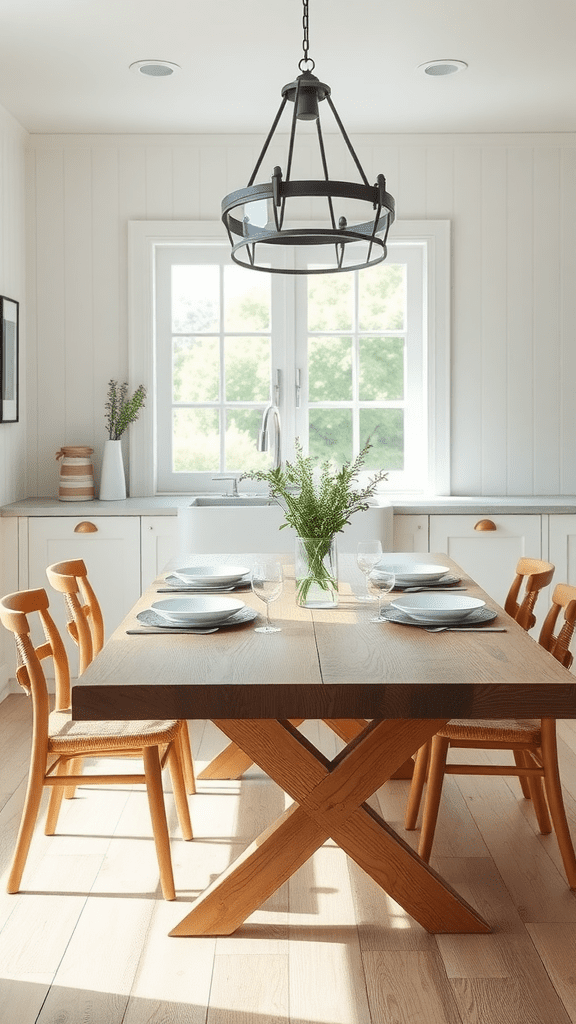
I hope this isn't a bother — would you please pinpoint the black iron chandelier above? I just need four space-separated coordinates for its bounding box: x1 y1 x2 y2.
221 0 395 275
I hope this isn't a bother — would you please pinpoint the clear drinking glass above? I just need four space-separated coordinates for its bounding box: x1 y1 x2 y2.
367 569 396 621
356 540 383 600
251 561 283 633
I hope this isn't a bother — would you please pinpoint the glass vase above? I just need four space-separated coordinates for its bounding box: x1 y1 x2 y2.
295 536 338 608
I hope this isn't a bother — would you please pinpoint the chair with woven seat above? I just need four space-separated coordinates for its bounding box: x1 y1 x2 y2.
46 558 196 796
1 587 193 900
405 556 555 826
502 557 556 630
404 581 576 888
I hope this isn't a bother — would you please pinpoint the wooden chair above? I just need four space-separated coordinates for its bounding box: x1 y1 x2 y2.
503 557 556 630
46 558 196 796
404 582 576 888
1 587 193 900
405 557 555 824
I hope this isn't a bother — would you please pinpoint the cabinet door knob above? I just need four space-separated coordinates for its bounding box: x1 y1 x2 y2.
74 521 98 534
474 519 497 532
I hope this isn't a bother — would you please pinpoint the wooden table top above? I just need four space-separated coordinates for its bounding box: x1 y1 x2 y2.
72 553 576 723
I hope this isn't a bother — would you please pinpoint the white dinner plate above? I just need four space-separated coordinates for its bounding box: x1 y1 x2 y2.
391 593 485 623
138 605 257 630
164 572 250 591
172 565 250 586
151 595 245 625
374 562 451 584
381 605 497 628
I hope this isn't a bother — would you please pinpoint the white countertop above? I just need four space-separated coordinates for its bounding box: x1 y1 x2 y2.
4 495 576 516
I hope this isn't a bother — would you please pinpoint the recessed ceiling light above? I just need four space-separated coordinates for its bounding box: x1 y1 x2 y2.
418 59 468 77
129 60 181 77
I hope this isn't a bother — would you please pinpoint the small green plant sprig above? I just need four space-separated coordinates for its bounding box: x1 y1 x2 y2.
105 380 147 440
242 439 388 602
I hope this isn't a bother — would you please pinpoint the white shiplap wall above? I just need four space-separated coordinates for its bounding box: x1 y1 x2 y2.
0 106 26 505
0 104 27 699
25 132 576 497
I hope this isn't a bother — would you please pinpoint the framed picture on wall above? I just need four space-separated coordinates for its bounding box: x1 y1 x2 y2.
0 296 19 423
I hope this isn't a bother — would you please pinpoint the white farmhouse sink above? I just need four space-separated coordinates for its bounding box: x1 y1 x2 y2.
190 496 276 507
178 497 393 555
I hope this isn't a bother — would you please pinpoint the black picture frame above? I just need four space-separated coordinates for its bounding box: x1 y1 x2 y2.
0 296 19 423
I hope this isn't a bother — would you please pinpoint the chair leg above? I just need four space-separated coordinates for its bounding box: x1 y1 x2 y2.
418 734 450 863
404 742 430 830
540 719 576 889
142 745 176 901
64 756 83 799
7 769 45 893
45 759 73 835
513 750 532 799
166 741 193 841
178 721 196 795
522 752 552 834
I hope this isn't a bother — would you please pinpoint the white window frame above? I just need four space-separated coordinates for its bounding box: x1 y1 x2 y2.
128 219 450 497
293 242 426 491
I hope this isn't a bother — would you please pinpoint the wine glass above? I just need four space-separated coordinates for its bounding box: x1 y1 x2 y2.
251 561 283 633
367 569 396 621
356 540 383 601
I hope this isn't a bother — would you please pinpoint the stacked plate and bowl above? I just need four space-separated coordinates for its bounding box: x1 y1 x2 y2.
372 561 495 628
141 564 255 630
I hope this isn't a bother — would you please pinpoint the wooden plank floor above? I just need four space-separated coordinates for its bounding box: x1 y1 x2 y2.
2 694 576 1023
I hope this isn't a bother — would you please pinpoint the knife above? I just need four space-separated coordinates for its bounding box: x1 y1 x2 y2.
126 627 218 635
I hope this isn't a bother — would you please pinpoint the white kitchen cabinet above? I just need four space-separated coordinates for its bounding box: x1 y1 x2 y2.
548 515 576 586
141 515 178 587
25 516 141 674
428 513 543 611
393 515 429 553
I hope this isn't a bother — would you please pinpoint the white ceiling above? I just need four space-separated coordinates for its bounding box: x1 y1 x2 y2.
1 0 575 136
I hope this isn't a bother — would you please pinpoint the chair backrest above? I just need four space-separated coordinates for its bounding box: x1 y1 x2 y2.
46 559 104 674
538 583 576 669
504 557 555 631
0 588 71 716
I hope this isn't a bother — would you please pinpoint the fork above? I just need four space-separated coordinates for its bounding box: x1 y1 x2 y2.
402 586 467 593
424 626 506 633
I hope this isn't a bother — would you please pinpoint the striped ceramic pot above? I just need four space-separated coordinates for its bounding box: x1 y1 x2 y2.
56 446 95 501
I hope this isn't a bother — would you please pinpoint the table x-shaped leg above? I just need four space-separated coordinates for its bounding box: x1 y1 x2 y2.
170 717 489 937
198 718 415 780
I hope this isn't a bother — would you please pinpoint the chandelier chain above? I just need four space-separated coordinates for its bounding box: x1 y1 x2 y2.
302 0 309 61
299 0 315 71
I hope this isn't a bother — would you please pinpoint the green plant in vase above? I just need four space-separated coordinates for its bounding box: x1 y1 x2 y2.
243 439 388 605
105 380 147 439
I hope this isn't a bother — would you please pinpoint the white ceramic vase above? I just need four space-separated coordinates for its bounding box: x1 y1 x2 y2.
99 439 126 500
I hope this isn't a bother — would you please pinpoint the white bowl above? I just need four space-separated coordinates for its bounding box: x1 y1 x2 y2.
151 596 245 625
375 562 451 584
172 565 249 587
390 593 485 622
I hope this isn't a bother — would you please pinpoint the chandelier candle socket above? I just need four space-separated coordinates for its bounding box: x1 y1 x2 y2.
221 0 395 275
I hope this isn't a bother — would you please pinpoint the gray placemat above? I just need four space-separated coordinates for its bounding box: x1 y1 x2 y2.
380 605 498 628
159 573 251 593
392 573 461 591
137 605 257 630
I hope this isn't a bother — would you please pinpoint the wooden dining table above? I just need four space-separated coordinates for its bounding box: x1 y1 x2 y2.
72 552 576 938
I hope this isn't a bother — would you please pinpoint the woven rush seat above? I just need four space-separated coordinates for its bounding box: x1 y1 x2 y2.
439 719 541 744
48 709 182 751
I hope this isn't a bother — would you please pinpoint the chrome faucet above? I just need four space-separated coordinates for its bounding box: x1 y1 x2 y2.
257 403 282 470
213 476 239 496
